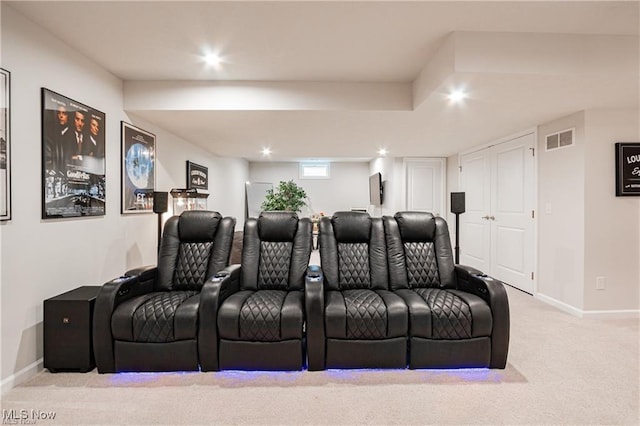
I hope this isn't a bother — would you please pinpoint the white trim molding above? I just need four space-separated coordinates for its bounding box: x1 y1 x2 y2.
1 359 43 395
536 293 640 319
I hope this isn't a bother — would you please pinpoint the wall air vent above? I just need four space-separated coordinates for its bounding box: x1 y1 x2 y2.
545 128 574 151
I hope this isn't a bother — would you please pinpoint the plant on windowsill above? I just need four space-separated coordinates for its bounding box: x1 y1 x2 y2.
261 180 308 213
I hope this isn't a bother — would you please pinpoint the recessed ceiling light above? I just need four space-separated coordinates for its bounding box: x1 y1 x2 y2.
447 89 467 103
261 147 272 157
378 148 388 157
203 52 222 66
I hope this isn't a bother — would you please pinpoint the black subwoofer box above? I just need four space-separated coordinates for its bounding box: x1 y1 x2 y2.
44 286 101 372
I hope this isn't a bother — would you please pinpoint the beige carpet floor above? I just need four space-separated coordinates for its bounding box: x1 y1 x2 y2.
1 285 638 425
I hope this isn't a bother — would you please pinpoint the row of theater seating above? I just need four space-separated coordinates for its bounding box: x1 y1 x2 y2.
92 210 509 373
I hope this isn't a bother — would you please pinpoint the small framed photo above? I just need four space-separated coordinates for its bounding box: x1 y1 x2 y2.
1 69 11 221
121 121 156 213
615 142 640 196
41 88 106 219
186 161 208 190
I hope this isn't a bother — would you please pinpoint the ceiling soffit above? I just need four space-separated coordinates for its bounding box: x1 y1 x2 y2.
124 32 639 114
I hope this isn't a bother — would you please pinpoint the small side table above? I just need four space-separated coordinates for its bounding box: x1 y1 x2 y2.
44 286 101 372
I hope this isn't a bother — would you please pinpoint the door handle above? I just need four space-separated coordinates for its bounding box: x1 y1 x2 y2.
481 215 490 220
489 215 495 220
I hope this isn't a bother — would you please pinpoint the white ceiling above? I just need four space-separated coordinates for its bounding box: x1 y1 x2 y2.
9 1 640 162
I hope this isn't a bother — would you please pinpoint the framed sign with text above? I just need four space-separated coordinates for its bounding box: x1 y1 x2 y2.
186 161 208 190
615 142 640 196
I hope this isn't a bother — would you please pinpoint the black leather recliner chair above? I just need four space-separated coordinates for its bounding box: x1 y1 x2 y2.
383 211 510 369
306 211 409 370
200 211 312 371
93 210 235 373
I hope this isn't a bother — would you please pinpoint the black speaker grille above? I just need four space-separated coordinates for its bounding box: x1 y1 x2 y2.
451 192 465 214
153 192 169 213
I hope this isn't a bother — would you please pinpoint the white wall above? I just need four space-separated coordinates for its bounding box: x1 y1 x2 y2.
583 109 639 312
0 4 248 392
536 109 640 315
249 161 369 217
142 112 248 229
537 111 586 310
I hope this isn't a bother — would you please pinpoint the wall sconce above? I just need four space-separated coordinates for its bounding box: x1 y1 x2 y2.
170 188 209 216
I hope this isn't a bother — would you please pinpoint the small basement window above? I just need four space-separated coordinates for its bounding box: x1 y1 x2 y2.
300 162 330 179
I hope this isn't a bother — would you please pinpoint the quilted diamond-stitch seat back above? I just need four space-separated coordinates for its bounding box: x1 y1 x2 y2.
156 210 236 291
240 211 312 291
319 211 388 291
385 211 457 291
313 211 408 369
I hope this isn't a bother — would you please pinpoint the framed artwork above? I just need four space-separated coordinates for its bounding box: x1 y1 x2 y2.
1 69 11 220
615 142 640 196
121 121 155 213
186 161 208 190
41 88 106 219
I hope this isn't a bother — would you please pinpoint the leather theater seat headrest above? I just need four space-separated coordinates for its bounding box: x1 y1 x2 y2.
258 211 299 242
178 210 222 242
394 211 436 242
332 211 371 243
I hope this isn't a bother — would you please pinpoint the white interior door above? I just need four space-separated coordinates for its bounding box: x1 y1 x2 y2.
459 132 535 294
490 136 535 293
404 158 445 216
459 150 491 273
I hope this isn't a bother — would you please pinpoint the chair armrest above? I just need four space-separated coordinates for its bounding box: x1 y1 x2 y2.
93 267 158 373
305 265 325 371
455 264 494 299
124 265 157 282
454 264 483 281
455 265 510 368
198 264 241 371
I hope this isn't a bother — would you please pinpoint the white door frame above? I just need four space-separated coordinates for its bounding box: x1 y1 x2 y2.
458 128 538 295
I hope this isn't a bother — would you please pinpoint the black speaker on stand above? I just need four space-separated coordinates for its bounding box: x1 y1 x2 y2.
450 192 466 264
153 191 169 253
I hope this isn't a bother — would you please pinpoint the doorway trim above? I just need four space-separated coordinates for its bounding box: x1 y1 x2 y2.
458 127 538 295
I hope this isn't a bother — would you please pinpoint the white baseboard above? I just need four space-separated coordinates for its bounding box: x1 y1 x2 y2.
581 309 640 319
1 359 43 395
535 293 583 317
535 293 640 319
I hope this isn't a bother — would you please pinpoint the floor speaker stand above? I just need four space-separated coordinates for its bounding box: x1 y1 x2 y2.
156 212 163 253
454 212 460 264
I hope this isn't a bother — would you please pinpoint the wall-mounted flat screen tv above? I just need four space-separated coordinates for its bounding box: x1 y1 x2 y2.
369 172 383 206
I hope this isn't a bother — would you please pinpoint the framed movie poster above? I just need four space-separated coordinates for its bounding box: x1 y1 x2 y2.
42 88 106 219
615 142 640 196
121 121 155 213
1 69 11 221
186 161 208 190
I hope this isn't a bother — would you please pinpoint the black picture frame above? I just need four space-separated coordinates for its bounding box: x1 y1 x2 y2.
186 161 208 190
121 121 156 213
41 88 106 219
1 68 11 221
616 142 640 196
